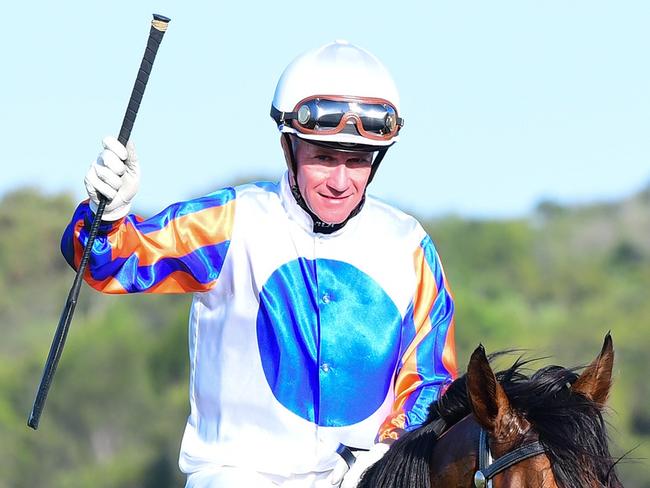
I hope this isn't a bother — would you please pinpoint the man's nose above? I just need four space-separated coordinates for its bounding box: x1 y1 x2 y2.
327 164 350 191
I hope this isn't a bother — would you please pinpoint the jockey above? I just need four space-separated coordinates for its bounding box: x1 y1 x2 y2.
63 41 457 487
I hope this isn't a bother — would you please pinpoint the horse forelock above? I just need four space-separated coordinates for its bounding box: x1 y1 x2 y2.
505 363 623 487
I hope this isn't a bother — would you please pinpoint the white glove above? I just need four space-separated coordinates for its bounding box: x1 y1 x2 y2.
328 454 350 487
328 443 390 488
84 136 140 221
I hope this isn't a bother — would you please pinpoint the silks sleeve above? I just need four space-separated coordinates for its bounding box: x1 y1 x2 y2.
377 234 458 442
60 188 236 294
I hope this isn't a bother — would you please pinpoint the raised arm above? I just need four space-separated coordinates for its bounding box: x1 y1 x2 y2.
62 138 235 294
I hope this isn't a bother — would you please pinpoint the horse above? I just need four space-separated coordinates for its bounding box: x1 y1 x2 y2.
358 333 622 487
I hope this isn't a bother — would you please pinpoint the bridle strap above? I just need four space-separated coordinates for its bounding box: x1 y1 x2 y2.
478 429 491 473
475 429 547 487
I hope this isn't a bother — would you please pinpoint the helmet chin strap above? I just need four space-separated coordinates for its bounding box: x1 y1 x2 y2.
368 146 388 183
288 182 365 235
283 134 387 234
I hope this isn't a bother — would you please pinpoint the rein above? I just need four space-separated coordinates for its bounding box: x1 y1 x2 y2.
474 429 547 488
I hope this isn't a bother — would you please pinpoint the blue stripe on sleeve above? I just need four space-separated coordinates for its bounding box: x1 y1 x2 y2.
104 241 230 292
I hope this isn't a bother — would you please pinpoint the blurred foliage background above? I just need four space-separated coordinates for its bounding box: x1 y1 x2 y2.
0 184 648 487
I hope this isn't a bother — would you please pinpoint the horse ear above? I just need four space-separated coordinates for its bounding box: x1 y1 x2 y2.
571 332 614 406
467 344 512 434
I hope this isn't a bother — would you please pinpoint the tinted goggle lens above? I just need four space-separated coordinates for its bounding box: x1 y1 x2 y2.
295 98 399 135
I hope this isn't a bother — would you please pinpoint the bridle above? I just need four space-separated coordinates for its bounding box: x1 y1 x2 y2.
337 423 548 487
474 428 548 488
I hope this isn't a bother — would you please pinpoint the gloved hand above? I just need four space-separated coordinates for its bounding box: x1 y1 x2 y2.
84 136 140 221
328 443 390 488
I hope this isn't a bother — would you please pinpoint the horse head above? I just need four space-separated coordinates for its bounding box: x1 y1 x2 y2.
462 333 615 487
359 333 622 488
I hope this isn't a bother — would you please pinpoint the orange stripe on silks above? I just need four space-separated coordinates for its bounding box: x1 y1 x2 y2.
70 220 122 292
71 219 125 293
80 257 215 294
378 430 401 442
412 246 439 324
438 264 458 379
84 271 215 294
72 219 85 269
109 200 235 265
393 368 424 410
381 346 425 437
383 364 423 435
85 275 128 294
378 413 406 441
144 271 216 294
381 245 442 438
378 246 451 442
442 319 458 380
400 245 439 365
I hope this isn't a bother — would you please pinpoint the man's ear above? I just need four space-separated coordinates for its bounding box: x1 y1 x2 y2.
280 134 297 184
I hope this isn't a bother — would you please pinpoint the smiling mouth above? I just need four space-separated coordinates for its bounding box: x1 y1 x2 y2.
319 192 351 200
319 195 352 204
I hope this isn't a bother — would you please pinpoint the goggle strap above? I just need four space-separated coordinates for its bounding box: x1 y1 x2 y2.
271 105 298 125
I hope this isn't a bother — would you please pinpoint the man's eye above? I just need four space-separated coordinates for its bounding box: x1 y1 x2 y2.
315 155 332 161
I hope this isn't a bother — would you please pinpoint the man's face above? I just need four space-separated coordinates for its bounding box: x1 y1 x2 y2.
291 139 373 224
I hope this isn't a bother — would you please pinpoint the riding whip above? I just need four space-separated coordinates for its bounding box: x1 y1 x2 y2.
28 13 171 430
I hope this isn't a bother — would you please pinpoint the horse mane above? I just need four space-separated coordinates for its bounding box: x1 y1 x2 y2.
359 355 623 488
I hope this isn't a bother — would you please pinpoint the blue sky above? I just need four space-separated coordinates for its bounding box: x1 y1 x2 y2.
2 1 648 218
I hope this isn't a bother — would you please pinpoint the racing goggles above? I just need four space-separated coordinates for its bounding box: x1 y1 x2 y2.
272 95 404 141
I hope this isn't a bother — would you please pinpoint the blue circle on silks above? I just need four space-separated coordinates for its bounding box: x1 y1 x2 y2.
256 258 403 427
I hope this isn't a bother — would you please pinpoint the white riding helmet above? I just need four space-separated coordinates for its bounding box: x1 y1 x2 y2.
271 40 404 148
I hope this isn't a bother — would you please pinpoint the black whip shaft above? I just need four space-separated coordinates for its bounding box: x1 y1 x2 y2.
28 14 171 430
